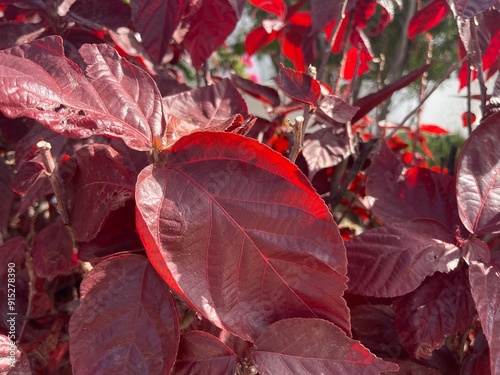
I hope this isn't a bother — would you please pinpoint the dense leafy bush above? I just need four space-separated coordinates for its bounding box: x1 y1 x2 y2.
0 0 499 374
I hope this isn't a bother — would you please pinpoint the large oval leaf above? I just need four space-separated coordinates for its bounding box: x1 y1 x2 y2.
69 254 179 375
0 36 164 151
135 131 349 342
251 318 399 374
456 112 500 235
346 219 461 297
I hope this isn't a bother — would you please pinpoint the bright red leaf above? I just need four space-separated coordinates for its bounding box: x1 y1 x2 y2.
244 26 278 56
342 45 372 80
135 131 350 342
131 0 187 64
0 36 165 151
174 331 237 374
393 269 475 359
468 240 500 375
366 142 461 230
419 124 450 134
61 144 136 242
408 0 450 39
252 318 399 374
277 64 321 104
69 254 179 374
456 112 500 235
346 219 461 297
248 0 287 19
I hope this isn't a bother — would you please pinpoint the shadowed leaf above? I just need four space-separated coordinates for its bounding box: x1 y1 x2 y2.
393 269 475 359
174 331 237 374
69 254 179 375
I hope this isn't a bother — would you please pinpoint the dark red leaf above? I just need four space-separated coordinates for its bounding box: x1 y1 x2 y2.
281 25 308 71
248 0 286 19
183 0 238 69
387 360 441 374
302 127 349 179
77 200 144 261
310 0 341 37
316 95 360 124
162 78 248 146
174 331 237 374
277 64 321 104
231 74 280 106
352 64 430 123
468 244 500 375
245 26 278 56
408 0 450 39
324 16 349 54
366 142 460 230
0 22 45 50
32 221 78 281
135 131 350 341
461 331 491 375
69 254 179 374
252 318 399 374
131 0 187 64
346 219 461 297
419 124 450 134
0 158 13 235
350 305 401 357
0 334 31 373
393 269 475 359
456 112 500 235
0 36 165 151
11 141 48 200
61 144 136 242
0 237 29 334
66 0 131 30
448 0 497 18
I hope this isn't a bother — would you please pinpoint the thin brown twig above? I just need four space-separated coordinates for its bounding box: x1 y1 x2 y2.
470 18 487 117
289 116 305 163
384 57 466 140
317 0 349 81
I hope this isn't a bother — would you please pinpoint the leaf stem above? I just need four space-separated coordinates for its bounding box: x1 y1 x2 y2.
289 115 305 163
384 57 465 140
470 18 487 117
317 0 349 81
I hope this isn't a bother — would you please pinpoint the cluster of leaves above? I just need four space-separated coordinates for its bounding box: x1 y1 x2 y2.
0 0 499 374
